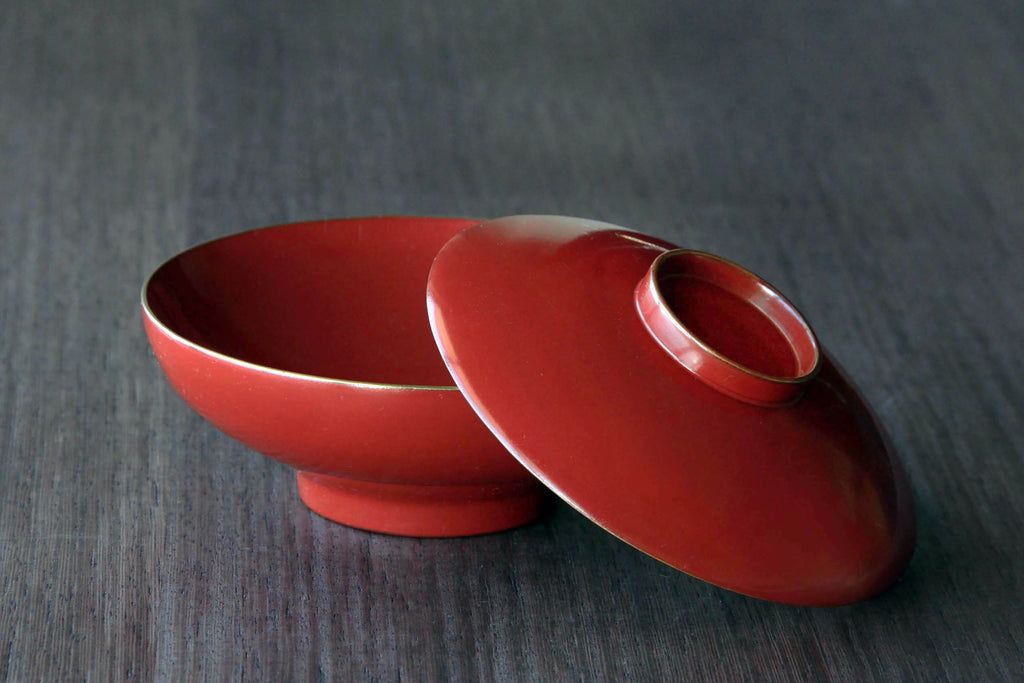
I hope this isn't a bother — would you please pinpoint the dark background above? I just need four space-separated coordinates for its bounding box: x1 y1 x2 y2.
2 1 1022 679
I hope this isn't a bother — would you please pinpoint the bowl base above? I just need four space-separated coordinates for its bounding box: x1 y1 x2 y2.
295 471 549 537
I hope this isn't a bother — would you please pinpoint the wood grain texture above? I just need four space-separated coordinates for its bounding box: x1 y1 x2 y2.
2 0 1022 679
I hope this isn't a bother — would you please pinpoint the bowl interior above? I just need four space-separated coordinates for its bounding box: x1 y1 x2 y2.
144 217 477 386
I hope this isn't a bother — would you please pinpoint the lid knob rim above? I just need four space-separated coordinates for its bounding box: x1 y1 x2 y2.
634 249 821 407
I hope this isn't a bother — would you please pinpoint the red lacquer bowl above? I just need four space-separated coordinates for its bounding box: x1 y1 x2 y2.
141 216 548 536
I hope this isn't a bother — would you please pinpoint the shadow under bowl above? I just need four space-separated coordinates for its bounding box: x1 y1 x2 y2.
141 216 548 536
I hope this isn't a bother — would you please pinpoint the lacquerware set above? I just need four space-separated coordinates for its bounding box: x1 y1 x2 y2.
141 215 915 606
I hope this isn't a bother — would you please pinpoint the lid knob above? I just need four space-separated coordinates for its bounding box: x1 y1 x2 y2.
635 250 821 406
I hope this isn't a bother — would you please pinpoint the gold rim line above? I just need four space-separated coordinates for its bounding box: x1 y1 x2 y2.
648 249 822 385
138 216 482 392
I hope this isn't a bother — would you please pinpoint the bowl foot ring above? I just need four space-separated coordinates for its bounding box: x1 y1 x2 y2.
296 471 549 537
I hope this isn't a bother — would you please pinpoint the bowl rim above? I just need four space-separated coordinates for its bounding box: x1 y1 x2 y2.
140 215 479 393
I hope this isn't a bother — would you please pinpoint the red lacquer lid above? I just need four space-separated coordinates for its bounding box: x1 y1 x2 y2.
426 215 915 606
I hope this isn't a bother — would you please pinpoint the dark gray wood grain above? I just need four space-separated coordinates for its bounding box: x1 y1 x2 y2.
2 0 1022 679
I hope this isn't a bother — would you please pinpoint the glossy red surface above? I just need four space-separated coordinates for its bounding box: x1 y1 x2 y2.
427 215 915 605
635 250 820 406
142 216 548 537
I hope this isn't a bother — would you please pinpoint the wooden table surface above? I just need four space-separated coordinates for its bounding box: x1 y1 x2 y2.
2 1 1022 680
